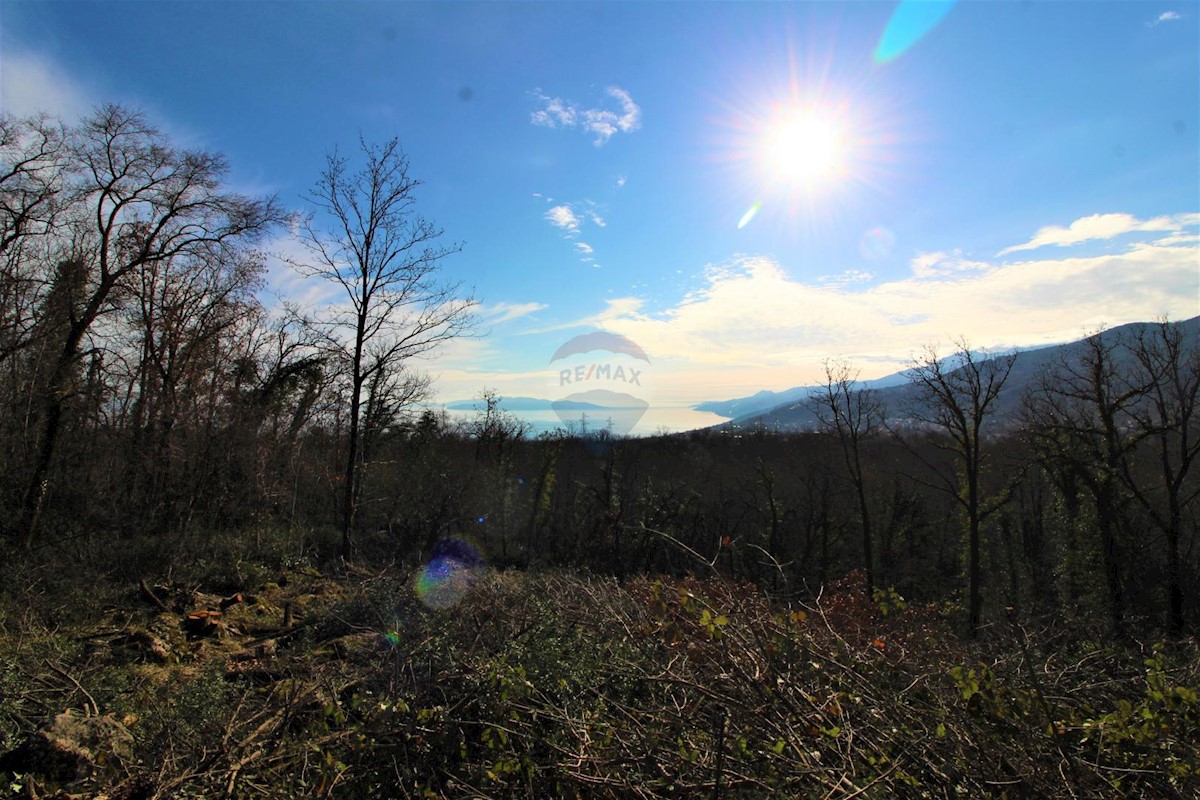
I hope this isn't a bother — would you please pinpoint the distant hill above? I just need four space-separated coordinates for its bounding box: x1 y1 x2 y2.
694 371 909 419
715 317 1199 432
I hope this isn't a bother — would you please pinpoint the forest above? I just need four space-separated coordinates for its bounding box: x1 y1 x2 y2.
0 107 1197 798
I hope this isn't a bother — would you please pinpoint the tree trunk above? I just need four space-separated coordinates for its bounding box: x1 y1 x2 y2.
854 477 874 595
19 323 88 548
341 377 361 560
967 469 982 638
1166 501 1183 637
1094 482 1125 632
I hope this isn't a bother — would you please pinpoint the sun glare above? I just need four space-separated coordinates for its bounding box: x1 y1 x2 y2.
761 111 848 187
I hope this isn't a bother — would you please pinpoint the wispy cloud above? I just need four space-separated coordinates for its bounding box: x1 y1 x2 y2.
545 205 581 235
997 212 1190 255
529 93 577 128
1148 10 1183 26
263 232 347 310
525 297 647 336
581 87 641 145
479 301 548 325
909 250 990 278
542 201 607 266
0 49 90 119
529 85 642 146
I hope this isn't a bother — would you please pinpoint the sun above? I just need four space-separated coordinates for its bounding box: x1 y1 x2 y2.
760 110 849 188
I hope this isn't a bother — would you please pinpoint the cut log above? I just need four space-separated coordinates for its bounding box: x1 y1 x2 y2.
183 610 222 637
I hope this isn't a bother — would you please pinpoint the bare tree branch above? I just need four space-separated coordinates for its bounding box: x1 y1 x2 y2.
284 136 476 558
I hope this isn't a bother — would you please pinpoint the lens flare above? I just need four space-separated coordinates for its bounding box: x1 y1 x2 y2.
738 202 762 229
414 536 483 610
874 0 958 63
859 226 896 260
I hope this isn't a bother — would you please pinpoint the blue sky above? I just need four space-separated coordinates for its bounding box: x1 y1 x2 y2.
2 1 1197 423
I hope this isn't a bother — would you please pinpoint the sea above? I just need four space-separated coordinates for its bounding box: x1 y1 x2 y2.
440 405 730 438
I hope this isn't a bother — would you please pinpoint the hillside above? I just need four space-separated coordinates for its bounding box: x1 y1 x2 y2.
694 371 909 420
723 318 1200 432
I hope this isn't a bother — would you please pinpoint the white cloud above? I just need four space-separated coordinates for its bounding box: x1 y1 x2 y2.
524 296 646 336
528 90 577 128
1149 10 1183 26
616 176 627 188
909 249 990 278
430 211 1199 406
528 85 642 146
581 87 642 145
910 251 948 278
584 229 1198 385
998 212 1190 255
0 49 90 119
262 232 346 310
479 301 548 325
818 269 874 288
539 199 607 264
545 205 580 235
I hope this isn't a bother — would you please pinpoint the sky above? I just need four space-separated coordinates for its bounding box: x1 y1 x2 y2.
2 1 1197 427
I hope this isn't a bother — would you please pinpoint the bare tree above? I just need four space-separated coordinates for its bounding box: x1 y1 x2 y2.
1122 320 1200 636
808 358 884 594
14 104 284 547
902 341 1017 636
0 113 66 365
0 113 65 259
1026 320 1199 635
288 137 475 558
121 244 266 526
1022 329 1146 631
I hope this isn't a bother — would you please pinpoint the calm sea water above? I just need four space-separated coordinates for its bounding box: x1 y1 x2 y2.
441 406 729 437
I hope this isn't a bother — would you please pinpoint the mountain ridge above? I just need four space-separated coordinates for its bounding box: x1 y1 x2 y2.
708 317 1200 432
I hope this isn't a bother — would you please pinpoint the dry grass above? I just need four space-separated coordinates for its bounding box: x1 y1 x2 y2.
0 564 1196 798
